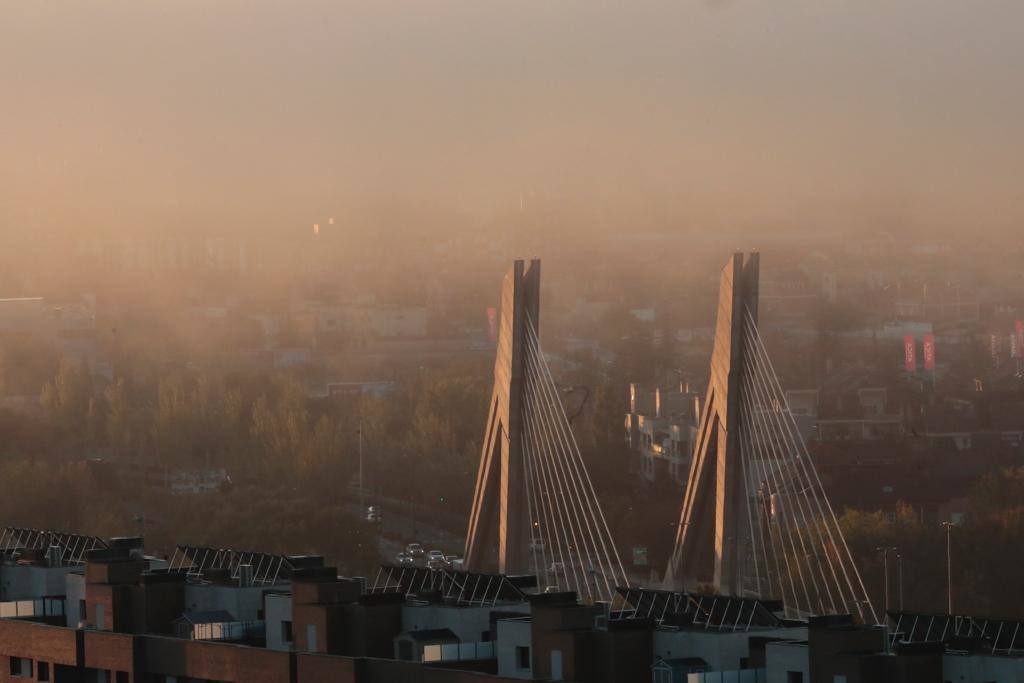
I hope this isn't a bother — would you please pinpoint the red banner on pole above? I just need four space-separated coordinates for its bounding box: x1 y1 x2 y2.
923 333 936 370
904 335 916 372
486 307 498 344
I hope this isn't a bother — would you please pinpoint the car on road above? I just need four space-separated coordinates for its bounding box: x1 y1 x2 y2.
365 506 382 524
395 552 414 566
425 549 446 570
444 555 460 568
529 537 545 553
405 543 425 559
549 561 565 577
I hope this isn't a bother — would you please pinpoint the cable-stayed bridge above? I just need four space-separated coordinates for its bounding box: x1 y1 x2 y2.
463 254 877 623
464 260 629 603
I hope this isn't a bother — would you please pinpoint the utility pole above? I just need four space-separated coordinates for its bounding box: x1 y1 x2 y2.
942 522 955 615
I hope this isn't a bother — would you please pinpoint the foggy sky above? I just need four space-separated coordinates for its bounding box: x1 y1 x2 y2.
2 0 1022 237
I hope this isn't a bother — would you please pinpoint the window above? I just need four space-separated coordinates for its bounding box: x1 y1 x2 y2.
79 599 87 624
787 672 804 683
281 620 293 643
306 623 318 653
834 676 847 683
95 604 105 630
38 662 50 681
9 658 31 678
115 673 129 683
516 646 531 670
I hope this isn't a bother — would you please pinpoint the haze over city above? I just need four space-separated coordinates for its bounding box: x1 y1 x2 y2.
1 2 1023 683
4 0 1023 240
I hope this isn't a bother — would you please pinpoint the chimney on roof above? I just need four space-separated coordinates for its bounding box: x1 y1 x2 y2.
238 564 254 588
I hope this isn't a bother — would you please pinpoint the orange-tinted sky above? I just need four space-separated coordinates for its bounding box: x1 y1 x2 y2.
2 0 1022 236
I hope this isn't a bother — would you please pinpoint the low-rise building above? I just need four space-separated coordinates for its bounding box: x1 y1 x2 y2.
625 383 701 484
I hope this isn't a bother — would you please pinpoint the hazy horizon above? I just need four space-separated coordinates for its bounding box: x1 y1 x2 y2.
3 0 1022 239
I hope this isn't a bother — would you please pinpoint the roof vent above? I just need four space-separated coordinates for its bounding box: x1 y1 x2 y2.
238 564 254 588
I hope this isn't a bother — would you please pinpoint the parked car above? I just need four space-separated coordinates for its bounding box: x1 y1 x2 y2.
449 557 465 570
405 543 425 559
529 537 546 553
365 508 382 524
395 552 414 566
444 555 460 568
549 561 565 577
426 550 445 562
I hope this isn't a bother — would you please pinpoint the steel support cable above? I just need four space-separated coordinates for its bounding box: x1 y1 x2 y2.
742 323 849 615
741 366 818 617
739 415 780 602
524 323 628 595
523 336 611 601
745 312 873 624
735 376 774 601
525 315 630 591
521 410 551 586
522 376 556 589
525 362 596 602
741 341 839 616
739 381 811 617
738 413 772 599
522 365 578 595
744 310 876 623
524 409 548 585
737 420 762 597
747 422 781 603
742 348 835 617
522 366 567 591
523 353 592 600
522 331 617 600
523 372 593 603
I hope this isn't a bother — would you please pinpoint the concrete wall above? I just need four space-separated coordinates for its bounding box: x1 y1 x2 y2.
184 582 267 621
65 572 86 627
266 593 293 651
495 618 531 680
765 641 808 683
402 604 499 644
655 628 807 672
944 653 1024 683
0 564 76 601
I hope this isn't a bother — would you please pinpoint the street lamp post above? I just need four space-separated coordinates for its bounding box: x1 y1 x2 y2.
941 522 955 615
896 551 904 611
872 548 897 614
875 546 896 614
